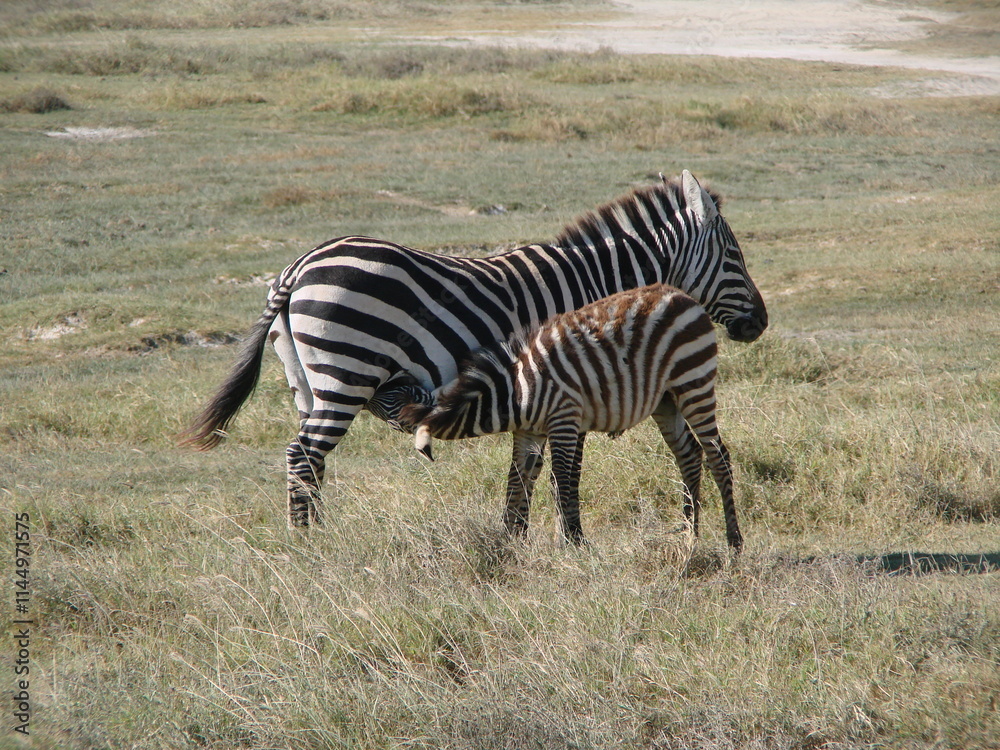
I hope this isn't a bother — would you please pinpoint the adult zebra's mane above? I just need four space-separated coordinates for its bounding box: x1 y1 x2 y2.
554 176 723 249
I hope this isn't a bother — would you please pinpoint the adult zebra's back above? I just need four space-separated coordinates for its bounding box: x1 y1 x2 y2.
181 170 768 526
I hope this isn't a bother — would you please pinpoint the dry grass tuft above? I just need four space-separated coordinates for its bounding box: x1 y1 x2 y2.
903 467 1000 522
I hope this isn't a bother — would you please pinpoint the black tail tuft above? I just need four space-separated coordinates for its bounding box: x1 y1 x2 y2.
177 315 272 450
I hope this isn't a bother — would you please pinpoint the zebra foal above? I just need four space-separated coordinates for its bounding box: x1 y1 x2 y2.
398 283 743 552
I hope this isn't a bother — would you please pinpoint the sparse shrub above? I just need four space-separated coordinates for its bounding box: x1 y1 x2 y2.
338 45 564 80
521 115 590 141
318 81 527 121
679 95 904 136
141 84 267 110
0 87 72 114
341 49 426 79
542 53 638 84
335 92 375 114
46 37 157 76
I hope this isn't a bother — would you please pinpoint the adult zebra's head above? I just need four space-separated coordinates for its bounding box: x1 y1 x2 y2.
671 170 768 343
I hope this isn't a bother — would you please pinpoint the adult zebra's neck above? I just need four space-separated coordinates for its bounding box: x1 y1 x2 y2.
474 170 765 349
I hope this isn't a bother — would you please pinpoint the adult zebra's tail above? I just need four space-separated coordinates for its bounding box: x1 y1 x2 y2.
180 271 297 450
178 314 273 450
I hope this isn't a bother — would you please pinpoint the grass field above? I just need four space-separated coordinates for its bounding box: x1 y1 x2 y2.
2 1 998 748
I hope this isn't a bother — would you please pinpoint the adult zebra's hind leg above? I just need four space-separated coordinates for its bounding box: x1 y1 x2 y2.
503 433 545 536
286 437 323 526
270 312 375 528
651 397 704 536
270 315 324 527
286 398 370 527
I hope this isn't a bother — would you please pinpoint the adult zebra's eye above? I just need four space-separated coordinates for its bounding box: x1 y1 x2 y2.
724 241 745 260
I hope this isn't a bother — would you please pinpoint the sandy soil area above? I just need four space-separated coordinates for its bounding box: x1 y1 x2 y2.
434 0 1000 96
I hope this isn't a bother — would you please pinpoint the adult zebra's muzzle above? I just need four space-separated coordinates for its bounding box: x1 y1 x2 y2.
725 308 768 343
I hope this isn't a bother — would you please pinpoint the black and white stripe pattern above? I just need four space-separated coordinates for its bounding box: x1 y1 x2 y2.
181 170 766 528
400 283 742 551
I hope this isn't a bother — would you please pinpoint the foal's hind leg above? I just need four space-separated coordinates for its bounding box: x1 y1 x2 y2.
548 426 587 545
651 397 704 535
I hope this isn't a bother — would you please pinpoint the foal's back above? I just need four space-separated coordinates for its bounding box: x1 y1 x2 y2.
509 284 717 435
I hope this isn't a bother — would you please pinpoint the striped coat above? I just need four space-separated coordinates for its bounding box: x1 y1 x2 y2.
399 283 743 551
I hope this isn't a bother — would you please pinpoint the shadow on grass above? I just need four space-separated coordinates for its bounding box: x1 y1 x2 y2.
857 551 1000 576
768 551 1000 577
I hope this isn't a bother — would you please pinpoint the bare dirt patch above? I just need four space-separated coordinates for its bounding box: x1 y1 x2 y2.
25 312 86 341
411 0 1000 97
44 126 156 141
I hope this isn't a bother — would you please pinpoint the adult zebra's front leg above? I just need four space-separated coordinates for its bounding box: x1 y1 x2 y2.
503 433 546 536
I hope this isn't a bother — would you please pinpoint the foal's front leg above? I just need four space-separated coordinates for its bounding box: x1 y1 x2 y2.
548 427 587 545
651 397 704 535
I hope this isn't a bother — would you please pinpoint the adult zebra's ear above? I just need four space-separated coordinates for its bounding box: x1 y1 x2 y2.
414 424 434 462
681 169 719 225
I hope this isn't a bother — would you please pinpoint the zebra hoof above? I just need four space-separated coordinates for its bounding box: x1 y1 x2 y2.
288 495 322 528
727 533 744 554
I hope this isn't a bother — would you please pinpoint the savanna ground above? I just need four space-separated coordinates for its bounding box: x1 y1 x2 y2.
1 1 998 748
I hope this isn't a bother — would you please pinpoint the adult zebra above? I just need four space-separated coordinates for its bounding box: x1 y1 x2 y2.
181 170 768 527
